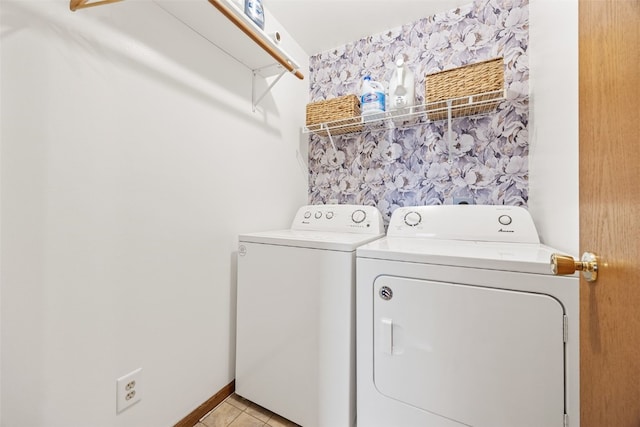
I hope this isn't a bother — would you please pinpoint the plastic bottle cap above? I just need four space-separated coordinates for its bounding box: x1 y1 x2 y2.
363 76 371 81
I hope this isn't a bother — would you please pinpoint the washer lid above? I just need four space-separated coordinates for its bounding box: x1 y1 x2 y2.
357 237 558 275
240 229 384 252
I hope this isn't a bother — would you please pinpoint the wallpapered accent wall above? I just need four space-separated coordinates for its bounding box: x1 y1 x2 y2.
308 0 529 224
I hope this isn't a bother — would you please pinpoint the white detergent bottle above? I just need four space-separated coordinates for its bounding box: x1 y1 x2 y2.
361 76 386 123
388 56 415 116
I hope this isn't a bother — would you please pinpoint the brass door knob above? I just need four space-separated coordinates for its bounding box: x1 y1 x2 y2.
550 252 599 282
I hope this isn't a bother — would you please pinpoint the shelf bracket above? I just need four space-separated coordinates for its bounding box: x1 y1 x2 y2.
446 99 453 164
318 123 338 153
252 67 286 112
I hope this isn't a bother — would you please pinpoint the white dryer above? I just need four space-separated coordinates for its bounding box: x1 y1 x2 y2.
356 205 579 427
236 204 384 427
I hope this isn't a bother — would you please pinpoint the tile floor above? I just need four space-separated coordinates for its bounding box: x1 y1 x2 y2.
195 393 301 427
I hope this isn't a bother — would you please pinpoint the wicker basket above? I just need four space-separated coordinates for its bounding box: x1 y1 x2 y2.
425 57 504 121
306 94 363 136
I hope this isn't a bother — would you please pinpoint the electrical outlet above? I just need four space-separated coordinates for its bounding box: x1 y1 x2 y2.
116 368 142 413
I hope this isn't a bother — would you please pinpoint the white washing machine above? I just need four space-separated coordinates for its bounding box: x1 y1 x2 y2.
356 205 579 427
236 204 384 427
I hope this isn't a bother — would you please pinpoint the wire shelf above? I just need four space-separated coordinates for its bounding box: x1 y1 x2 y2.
303 89 506 136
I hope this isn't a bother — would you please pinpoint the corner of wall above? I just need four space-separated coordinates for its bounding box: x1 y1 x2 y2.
528 0 579 254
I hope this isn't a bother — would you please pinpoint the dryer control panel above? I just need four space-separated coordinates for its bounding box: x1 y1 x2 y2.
387 205 540 243
292 204 384 234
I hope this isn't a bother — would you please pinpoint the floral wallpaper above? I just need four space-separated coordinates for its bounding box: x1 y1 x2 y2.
307 0 529 224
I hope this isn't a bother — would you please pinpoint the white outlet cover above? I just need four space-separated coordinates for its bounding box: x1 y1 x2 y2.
116 368 142 413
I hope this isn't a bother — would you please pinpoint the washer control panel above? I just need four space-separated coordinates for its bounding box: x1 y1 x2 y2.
292 204 384 234
387 205 540 243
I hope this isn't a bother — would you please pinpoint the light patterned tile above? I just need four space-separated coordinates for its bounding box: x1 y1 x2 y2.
225 393 251 411
245 402 274 423
227 412 266 427
201 402 242 427
265 413 300 427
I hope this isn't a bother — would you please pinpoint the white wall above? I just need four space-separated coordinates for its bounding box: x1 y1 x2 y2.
528 0 579 255
0 1 309 426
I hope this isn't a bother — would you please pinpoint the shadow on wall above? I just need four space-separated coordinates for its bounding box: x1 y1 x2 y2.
1 0 285 137
307 0 529 225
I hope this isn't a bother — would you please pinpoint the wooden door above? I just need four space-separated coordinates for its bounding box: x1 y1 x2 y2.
579 0 640 425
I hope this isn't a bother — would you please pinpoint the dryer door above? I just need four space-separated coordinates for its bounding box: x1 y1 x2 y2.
373 276 565 427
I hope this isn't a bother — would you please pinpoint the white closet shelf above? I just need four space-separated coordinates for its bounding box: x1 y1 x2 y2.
70 0 304 80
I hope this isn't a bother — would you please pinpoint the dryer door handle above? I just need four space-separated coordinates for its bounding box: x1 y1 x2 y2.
550 252 599 282
380 318 393 354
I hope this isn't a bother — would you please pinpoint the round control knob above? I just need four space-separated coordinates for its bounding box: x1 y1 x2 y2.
303 211 311 219
498 215 512 226
314 211 322 219
351 209 367 224
404 211 422 227
326 212 334 219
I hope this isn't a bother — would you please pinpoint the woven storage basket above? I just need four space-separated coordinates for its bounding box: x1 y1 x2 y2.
306 94 363 136
425 57 504 121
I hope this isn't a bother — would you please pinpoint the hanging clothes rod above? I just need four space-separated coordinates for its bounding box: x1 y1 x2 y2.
70 0 123 11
